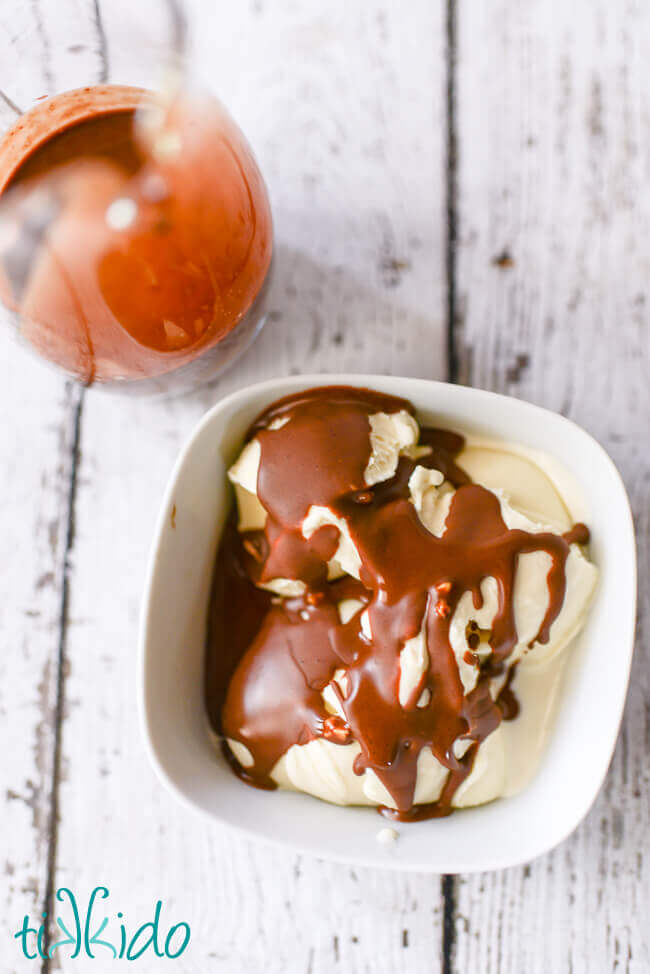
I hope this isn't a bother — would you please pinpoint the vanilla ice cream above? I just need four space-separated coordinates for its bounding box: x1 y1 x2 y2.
205 386 597 821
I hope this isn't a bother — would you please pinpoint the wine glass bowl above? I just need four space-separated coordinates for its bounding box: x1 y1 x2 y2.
0 4 273 395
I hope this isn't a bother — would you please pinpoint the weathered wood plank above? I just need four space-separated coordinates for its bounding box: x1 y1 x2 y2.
52 3 448 972
0 328 75 964
0 4 117 969
0 0 108 108
454 1 649 970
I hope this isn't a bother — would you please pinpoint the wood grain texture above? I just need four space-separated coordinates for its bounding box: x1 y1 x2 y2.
0 5 120 968
2 0 648 971
49 2 448 972
0 325 74 962
0 0 109 108
454 1 649 970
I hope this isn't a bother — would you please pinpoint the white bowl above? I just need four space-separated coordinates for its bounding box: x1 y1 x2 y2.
139 375 636 872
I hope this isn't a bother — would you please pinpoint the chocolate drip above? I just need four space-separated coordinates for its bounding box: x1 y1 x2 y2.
563 523 590 546
495 661 521 722
205 386 587 820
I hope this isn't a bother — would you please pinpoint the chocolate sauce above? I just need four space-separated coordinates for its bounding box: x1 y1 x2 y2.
205 386 587 820
495 662 521 722
7 111 141 187
563 523 590 547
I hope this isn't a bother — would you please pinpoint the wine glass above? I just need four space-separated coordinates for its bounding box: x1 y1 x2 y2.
0 0 273 395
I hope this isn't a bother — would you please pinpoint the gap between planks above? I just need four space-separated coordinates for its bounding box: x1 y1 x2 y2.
39 384 85 972
38 0 105 963
442 1 460 973
37 0 107 962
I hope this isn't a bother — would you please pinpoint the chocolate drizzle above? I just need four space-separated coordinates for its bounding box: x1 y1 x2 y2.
205 386 588 820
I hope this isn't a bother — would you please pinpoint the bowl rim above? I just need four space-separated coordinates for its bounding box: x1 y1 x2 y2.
138 373 637 872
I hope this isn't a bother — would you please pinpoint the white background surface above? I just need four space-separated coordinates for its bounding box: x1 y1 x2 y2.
0 1 647 971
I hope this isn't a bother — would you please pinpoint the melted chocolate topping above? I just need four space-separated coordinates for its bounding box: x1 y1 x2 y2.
205 386 589 820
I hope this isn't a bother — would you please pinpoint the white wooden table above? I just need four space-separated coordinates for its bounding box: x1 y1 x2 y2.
1 1 648 971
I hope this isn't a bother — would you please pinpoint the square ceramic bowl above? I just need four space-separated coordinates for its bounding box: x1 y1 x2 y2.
139 374 636 872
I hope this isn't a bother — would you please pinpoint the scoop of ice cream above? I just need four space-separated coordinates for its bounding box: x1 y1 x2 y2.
411 470 597 686
210 387 597 820
227 406 422 592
